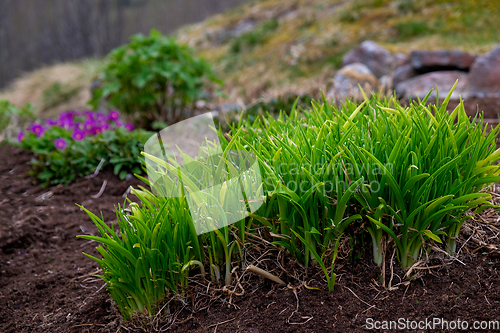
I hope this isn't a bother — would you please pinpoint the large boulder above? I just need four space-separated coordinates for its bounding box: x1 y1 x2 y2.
342 41 401 78
395 71 469 100
468 45 500 98
329 63 379 102
411 50 476 72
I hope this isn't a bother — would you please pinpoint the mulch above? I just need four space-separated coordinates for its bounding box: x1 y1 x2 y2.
1 96 500 332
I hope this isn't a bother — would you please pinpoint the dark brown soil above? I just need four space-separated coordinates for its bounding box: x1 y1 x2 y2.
1 96 500 332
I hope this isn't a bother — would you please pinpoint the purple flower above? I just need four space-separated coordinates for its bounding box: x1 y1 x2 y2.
96 113 107 122
61 119 74 130
54 138 67 149
108 110 120 121
17 132 24 142
46 119 58 126
71 129 86 141
29 124 45 137
124 122 134 131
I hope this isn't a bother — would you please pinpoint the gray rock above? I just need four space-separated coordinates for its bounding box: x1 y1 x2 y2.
394 52 410 67
342 41 397 78
392 64 417 86
329 63 379 102
395 71 469 100
411 50 476 72
380 75 391 88
468 45 500 98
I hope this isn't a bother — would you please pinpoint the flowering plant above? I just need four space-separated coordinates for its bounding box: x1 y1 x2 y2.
16 110 150 186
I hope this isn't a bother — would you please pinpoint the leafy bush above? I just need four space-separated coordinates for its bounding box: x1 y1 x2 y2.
90 29 222 128
79 87 500 321
16 110 151 186
0 100 35 142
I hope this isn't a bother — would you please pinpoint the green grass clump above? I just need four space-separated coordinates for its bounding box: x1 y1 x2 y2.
229 86 499 271
79 86 500 321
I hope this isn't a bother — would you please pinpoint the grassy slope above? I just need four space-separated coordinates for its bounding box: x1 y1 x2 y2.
175 0 500 102
1 0 499 116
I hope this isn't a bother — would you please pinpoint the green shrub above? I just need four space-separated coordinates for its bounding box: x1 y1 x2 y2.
90 29 222 128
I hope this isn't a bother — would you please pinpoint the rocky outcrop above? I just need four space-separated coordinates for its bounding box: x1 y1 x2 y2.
468 45 500 98
333 41 500 102
411 50 476 72
395 71 469 100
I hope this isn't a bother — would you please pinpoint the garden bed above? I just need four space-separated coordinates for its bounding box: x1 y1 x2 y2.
1 116 500 332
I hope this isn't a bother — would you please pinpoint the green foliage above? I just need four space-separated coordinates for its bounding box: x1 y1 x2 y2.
79 88 500 321
230 19 279 54
396 20 433 39
18 125 151 186
0 100 35 141
229 86 499 270
90 29 222 128
78 175 247 320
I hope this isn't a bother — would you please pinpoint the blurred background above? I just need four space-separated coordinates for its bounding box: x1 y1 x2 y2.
1 0 499 120
0 0 246 89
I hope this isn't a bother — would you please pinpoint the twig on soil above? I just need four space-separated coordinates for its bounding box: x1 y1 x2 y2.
345 286 379 310
207 317 236 331
246 265 286 285
35 191 53 202
85 158 106 179
122 186 132 197
91 179 108 199
388 247 398 291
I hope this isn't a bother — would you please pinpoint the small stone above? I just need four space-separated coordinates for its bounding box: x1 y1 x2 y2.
328 63 379 102
342 40 396 78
